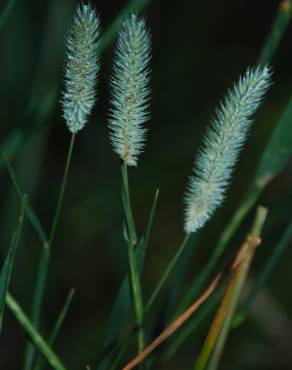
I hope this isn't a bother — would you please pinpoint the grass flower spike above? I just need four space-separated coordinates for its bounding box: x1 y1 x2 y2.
109 13 151 166
184 66 271 234
62 3 101 133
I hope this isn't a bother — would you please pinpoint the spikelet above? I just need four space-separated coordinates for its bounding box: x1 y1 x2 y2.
109 13 151 166
62 3 101 133
184 66 271 234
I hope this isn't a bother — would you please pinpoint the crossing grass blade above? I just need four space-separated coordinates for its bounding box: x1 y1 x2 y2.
33 289 75 370
1 151 48 244
6 293 67 370
0 88 57 174
0 198 26 333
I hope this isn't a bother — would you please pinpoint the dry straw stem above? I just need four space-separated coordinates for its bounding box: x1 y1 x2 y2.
121 222 264 370
195 206 267 370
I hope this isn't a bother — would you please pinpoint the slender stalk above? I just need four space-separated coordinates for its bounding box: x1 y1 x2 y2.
23 133 76 370
258 0 292 66
105 234 191 370
48 133 76 246
145 234 190 312
6 293 67 370
121 162 145 354
34 289 75 370
121 162 137 244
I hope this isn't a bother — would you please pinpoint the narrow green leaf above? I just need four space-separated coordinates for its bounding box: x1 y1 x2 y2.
258 0 292 66
97 190 159 370
0 0 18 30
0 198 25 332
145 234 191 313
100 0 154 52
34 289 75 370
6 293 67 370
2 151 48 244
24 133 76 370
0 88 57 174
255 96 292 188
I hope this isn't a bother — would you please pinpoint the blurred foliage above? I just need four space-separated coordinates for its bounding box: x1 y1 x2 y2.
0 0 292 369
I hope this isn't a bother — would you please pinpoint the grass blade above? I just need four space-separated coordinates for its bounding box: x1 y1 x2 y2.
100 0 154 52
254 96 292 188
1 151 48 244
0 88 57 174
145 234 191 312
23 133 76 370
121 162 145 354
121 258 234 370
258 0 292 66
0 198 26 332
0 0 18 30
97 190 159 370
33 289 75 370
6 293 67 370
163 289 223 362
194 207 267 370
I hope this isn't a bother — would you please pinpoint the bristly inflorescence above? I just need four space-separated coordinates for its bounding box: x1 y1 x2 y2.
184 66 271 234
62 3 101 134
109 13 151 166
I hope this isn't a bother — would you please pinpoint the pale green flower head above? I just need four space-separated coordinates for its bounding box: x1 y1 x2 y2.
184 66 271 234
62 3 101 133
109 13 151 166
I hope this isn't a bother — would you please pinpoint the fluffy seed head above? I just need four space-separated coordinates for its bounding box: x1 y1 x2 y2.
184 66 271 233
109 13 151 166
62 3 101 133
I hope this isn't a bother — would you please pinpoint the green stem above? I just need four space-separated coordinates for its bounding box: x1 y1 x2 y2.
106 234 191 370
258 0 292 66
6 293 67 370
48 133 76 246
33 289 75 370
23 133 76 370
145 234 191 313
121 162 144 354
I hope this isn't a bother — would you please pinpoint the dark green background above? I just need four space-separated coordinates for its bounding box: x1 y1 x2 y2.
0 0 292 369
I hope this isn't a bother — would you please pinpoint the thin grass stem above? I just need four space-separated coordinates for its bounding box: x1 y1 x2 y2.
23 133 76 370
121 162 145 354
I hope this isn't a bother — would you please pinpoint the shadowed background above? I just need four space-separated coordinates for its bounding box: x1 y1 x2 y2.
0 0 292 369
